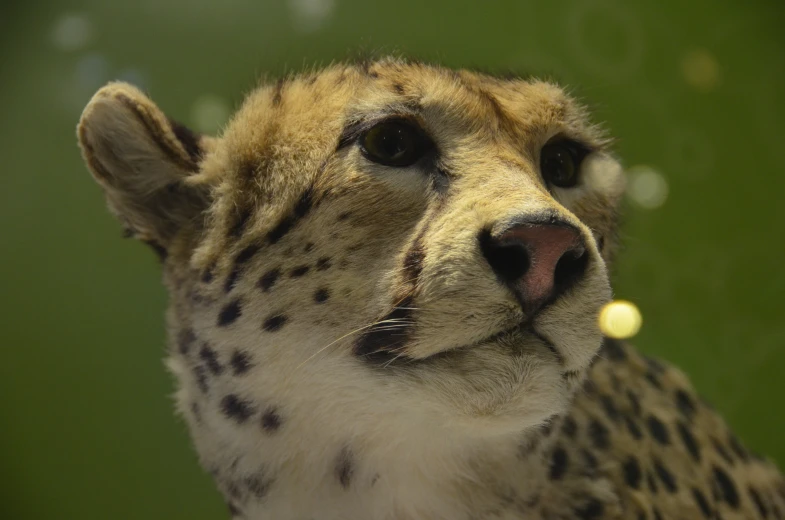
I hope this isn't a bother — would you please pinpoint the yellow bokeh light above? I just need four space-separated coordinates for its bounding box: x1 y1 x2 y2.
681 48 721 92
599 300 642 339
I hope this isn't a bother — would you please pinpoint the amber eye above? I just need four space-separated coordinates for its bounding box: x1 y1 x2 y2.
540 142 584 188
360 120 432 167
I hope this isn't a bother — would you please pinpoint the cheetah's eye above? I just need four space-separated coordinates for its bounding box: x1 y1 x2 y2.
360 120 432 167
540 141 586 188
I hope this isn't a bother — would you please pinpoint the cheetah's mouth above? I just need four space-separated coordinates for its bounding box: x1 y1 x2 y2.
355 315 564 368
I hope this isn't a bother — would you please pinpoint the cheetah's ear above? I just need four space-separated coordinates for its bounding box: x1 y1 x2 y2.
77 82 213 256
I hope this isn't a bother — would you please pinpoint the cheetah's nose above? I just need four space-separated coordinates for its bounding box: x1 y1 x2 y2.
480 220 589 316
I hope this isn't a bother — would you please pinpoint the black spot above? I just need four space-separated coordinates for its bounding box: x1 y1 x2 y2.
711 437 735 465
245 471 273 499
263 314 288 332
713 465 740 508
748 487 769 518
304 242 315 253
582 379 598 398
600 395 620 423
289 265 310 278
230 351 252 375
221 394 254 423
190 401 201 422
202 261 216 283
200 344 223 375
581 449 598 471
316 256 332 271
677 421 701 461
227 481 242 499
728 433 750 462
337 211 351 221
393 82 405 94
647 415 671 445
692 488 713 518
258 268 281 292
177 328 197 354
627 390 642 416
602 338 627 361
622 456 642 489
647 471 659 494
194 365 209 393
229 208 252 238
623 414 643 440
314 288 330 304
561 416 578 438
574 499 604 520
540 418 554 437
266 187 314 244
336 447 353 489
588 418 610 450
225 244 261 292
645 370 662 389
261 408 282 432
548 446 568 480
675 389 697 419
218 300 242 326
227 502 242 517
654 459 678 493
354 297 415 363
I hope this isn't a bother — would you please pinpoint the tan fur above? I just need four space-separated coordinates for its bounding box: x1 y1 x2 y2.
77 57 784 519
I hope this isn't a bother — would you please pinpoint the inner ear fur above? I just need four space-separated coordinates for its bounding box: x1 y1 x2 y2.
77 82 213 255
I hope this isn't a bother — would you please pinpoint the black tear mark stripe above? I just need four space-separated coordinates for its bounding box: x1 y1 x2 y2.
335 447 354 489
266 186 315 245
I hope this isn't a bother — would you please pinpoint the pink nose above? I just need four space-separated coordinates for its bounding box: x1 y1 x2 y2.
480 222 588 316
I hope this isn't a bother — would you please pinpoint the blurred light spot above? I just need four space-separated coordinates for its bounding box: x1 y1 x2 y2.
681 48 720 92
626 165 669 209
289 0 335 33
599 300 642 339
191 95 230 134
117 68 148 90
75 52 109 90
51 13 92 51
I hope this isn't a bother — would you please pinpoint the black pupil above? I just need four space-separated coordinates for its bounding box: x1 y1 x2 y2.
543 146 575 184
375 125 411 160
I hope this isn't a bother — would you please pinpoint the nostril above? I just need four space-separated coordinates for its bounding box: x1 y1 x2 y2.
479 230 530 284
553 247 589 297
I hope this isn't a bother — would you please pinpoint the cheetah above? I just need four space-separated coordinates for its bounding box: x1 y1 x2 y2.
77 57 784 520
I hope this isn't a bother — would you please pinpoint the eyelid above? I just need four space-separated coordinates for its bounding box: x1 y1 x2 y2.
543 134 594 159
337 113 426 150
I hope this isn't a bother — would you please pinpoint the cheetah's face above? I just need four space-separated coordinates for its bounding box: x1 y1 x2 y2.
79 59 625 441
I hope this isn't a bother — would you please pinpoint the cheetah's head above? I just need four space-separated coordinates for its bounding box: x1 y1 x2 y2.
78 58 625 507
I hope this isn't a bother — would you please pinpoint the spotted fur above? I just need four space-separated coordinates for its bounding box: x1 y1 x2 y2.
77 57 784 520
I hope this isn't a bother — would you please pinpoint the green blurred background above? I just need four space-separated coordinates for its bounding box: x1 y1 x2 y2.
1 0 783 518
